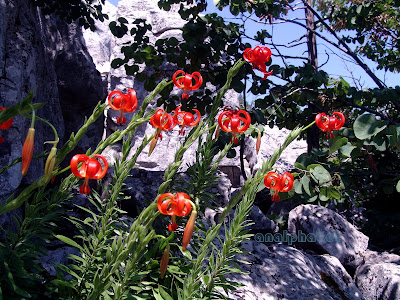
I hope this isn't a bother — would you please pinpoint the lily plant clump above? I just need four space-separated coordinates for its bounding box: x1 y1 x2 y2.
0 46 348 299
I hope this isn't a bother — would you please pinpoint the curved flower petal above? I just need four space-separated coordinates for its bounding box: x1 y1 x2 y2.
93 154 108 179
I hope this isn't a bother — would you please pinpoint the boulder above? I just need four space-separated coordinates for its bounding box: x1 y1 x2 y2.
355 250 400 300
288 204 369 269
0 0 63 197
0 0 104 199
226 243 364 300
255 126 307 172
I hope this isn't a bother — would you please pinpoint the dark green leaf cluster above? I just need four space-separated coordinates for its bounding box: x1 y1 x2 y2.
0 183 74 299
31 0 108 31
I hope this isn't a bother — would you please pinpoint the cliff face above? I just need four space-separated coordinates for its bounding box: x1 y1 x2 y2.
0 0 104 198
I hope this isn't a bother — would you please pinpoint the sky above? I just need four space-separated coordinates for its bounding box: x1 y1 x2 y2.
106 0 400 92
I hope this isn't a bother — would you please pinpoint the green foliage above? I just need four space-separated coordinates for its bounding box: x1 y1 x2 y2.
317 0 400 72
31 0 108 31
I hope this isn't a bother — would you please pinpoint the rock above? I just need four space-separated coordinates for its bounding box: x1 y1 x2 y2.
0 0 104 200
288 204 369 269
227 243 363 300
82 1 117 81
0 0 63 197
307 254 364 300
355 250 400 300
249 205 277 233
50 16 105 154
255 126 307 172
40 246 80 277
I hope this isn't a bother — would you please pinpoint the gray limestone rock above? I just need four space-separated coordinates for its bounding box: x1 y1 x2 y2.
255 126 307 173
355 250 400 300
249 205 277 233
226 243 364 300
288 204 369 269
0 0 104 199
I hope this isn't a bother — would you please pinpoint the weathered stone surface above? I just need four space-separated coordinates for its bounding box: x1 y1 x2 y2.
0 0 63 197
255 126 307 172
40 246 80 277
307 254 364 300
227 243 364 300
355 250 400 300
82 1 117 78
51 17 105 154
0 0 104 199
249 205 277 233
288 204 369 269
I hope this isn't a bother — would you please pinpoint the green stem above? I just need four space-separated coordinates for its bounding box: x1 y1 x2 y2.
29 104 35 128
302 120 316 132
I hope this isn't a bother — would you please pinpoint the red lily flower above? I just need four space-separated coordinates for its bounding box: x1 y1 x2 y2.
243 46 272 79
243 46 273 79
0 107 13 143
149 108 175 156
315 112 345 138
173 105 201 135
172 70 203 99
22 128 35 175
70 154 108 194
264 171 294 202
157 192 192 231
107 88 138 124
150 109 175 140
218 106 251 144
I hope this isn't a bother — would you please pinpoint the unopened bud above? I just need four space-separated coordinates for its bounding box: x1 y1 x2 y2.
44 146 57 182
256 131 261 155
22 128 35 176
215 127 220 140
182 211 197 251
160 244 170 279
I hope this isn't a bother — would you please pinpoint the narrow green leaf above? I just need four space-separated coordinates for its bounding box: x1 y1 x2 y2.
55 235 83 251
158 286 174 300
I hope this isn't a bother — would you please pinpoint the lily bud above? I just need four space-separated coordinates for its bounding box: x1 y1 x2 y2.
182 211 197 251
160 244 170 279
44 146 57 182
22 128 35 175
215 126 220 140
256 131 261 155
148 135 158 157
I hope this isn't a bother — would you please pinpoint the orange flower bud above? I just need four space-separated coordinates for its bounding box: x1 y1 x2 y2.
182 211 197 251
148 135 158 157
22 128 35 175
256 131 261 155
160 244 170 279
